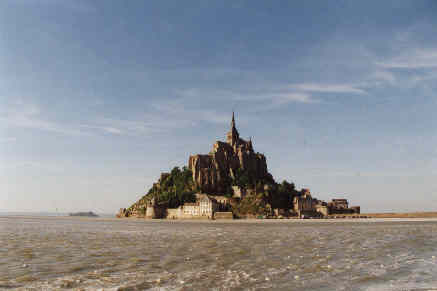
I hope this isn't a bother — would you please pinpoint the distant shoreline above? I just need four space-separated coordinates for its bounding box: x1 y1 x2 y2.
1 211 437 219
2 212 437 223
361 212 437 218
115 211 437 220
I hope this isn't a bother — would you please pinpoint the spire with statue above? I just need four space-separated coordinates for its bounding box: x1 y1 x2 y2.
226 111 240 146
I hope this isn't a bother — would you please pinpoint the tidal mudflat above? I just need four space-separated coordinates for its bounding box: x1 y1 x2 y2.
1 216 437 290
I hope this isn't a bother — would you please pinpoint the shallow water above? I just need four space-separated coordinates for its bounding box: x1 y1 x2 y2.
1 216 437 290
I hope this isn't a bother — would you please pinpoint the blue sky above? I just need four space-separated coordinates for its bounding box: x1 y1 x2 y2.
1 0 437 213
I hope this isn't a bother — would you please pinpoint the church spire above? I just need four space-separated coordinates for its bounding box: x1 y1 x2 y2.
226 111 240 146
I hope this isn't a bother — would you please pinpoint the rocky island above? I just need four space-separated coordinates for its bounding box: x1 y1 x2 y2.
118 113 360 219
69 211 99 217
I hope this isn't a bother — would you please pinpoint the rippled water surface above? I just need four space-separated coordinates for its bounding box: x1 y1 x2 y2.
1 216 437 290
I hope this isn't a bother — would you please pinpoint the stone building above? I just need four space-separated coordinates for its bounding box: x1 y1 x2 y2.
213 195 231 211
350 206 360 214
182 193 216 218
124 192 232 219
330 199 349 209
315 203 329 217
166 193 230 219
214 212 233 219
181 203 200 217
293 189 329 218
116 208 128 218
293 189 317 217
328 198 360 214
166 207 182 219
188 112 274 195
145 198 156 218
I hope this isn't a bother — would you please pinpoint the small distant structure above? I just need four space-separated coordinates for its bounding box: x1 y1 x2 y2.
330 199 349 209
328 198 360 214
293 190 359 218
117 208 128 218
293 189 325 218
145 197 166 218
315 202 329 217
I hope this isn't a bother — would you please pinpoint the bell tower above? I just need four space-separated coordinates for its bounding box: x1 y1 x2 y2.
226 112 240 146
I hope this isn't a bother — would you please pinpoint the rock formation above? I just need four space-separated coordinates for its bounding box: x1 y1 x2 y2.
188 112 274 194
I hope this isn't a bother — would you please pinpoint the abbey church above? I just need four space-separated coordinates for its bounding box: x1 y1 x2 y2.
189 112 273 195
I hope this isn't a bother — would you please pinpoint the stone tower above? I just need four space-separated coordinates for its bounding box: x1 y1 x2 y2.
145 197 156 218
226 112 240 147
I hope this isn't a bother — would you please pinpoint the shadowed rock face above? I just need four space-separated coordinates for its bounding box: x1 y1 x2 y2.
189 113 273 194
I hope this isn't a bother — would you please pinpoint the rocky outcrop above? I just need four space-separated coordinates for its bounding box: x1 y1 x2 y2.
119 112 361 219
189 112 273 194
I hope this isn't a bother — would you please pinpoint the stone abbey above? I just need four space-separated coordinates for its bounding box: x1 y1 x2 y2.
118 113 360 219
188 112 273 195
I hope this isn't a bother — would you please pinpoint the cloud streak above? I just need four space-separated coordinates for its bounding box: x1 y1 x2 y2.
368 70 396 85
0 137 16 143
0 102 86 136
0 99 230 138
289 83 366 94
377 49 437 69
179 87 317 106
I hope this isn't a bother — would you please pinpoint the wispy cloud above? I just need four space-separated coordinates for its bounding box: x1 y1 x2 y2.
368 70 396 85
151 101 230 125
241 92 317 112
274 93 315 103
0 137 16 143
289 83 366 94
0 99 229 138
102 127 123 135
78 102 230 138
80 124 124 135
8 0 95 13
0 102 86 136
230 92 316 104
179 87 317 107
377 49 437 69
81 116 181 137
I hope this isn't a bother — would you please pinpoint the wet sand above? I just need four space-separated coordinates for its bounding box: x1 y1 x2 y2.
1 216 437 290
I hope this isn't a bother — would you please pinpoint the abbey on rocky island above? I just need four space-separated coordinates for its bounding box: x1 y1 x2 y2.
118 113 360 219
189 112 273 195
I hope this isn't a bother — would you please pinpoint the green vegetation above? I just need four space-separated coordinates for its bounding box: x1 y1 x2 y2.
138 206 147 216
146 166 196 208
129 165 298 217
232 179 298 217
269 180 297 210
233 168 252 188
232 192 270 217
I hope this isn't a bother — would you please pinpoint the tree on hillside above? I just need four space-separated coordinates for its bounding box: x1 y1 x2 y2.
146 166 196 208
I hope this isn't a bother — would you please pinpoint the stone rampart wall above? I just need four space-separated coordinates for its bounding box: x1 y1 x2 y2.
214 212 234 219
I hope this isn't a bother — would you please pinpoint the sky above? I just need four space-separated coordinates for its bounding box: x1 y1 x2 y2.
1 0 437 214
